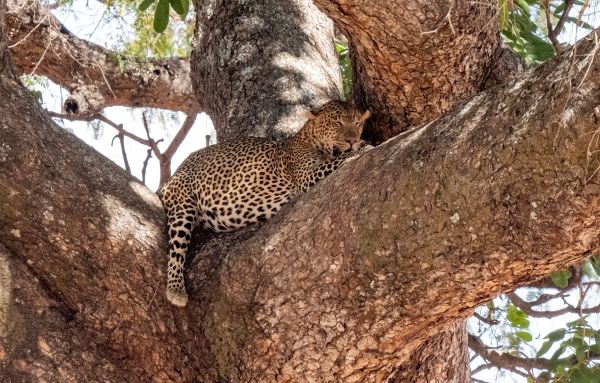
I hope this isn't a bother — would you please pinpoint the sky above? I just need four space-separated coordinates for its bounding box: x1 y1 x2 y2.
25 1 600 382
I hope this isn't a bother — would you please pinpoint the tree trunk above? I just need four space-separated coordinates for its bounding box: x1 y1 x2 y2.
313 0 527 143
3 0 600 381
191 0 343 141
392 322 470 383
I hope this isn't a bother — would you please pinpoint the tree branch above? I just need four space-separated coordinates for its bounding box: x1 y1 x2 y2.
544 0 574 52
468 334 547 371
473 311 500 325
47 110 154 148
507 292 600 318
111 133 131 175
6 0 195 112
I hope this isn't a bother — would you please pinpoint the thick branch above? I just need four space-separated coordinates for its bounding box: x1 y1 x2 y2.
180 30 600 381
6 0 194 112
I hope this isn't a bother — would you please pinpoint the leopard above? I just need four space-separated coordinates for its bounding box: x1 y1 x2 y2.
160 100 371 306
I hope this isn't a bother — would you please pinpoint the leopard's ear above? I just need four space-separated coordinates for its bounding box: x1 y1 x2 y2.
305 110 317 120
360 110 371 122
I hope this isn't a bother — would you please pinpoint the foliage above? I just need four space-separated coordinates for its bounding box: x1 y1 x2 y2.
470 255 600 383
335 39 352 99
20 74 48 103
499 0 595 66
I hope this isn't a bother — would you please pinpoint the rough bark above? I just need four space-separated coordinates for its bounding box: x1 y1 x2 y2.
0 24 217 379
312 0 527 143
3 1 600 383
177 30 600 382
392 322 470 383
6 0 194 112
191 0 343 141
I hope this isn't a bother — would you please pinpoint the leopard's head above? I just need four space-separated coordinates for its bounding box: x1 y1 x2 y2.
303 100 370 156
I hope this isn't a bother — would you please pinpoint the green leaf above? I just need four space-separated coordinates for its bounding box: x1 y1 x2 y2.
567 316 590 328
527 377 534 383
30 90 43 102
153 0 170 33
138 0 155 11
550 343 566 360
515 318 530 329
516 331 532 342
536 340 553 358
551 269 572 288
590 256 600 276
545 328 567 342
515 0 530 16
570 365 600 383
169 0 188 17
553 2 566 17
576 345 588 363
498 0 509 30
567 17 595 31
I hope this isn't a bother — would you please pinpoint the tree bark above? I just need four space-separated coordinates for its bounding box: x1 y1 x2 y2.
6 0 194 113
178 29 600 382
312 0 527 143
191 0 343 141
392 322 470 383
4 0 600 382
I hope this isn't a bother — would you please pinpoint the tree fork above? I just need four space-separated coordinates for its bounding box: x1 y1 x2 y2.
313 0 526 143
182 30 600 381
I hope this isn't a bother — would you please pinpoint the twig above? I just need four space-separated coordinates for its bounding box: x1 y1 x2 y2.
160 103 201 160
30 36 53 75
468 334 547 371
141 149 153 185
8 14 48 49
577 0 590 25
473 311 500 325
420 5 455 36
47 110 155 148
507 292 600 318
111 133 131 175
543 0 574 52
141 112 164 161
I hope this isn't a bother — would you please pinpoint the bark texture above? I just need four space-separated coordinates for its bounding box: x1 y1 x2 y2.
0 54 220 381
3 1 600 382
191 0 343 141
392 322 470 383
177 30 600 382
6 0 194 112
313 0 527 143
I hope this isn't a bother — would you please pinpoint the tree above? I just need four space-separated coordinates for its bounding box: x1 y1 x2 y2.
1 0 600 382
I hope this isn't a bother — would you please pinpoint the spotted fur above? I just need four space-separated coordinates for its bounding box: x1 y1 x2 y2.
160 100 370 306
